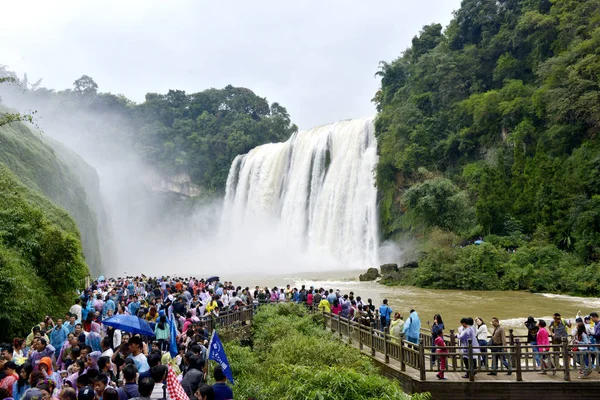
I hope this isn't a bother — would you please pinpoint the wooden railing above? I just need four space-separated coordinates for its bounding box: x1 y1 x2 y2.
321 310 599 382
196 303 597 382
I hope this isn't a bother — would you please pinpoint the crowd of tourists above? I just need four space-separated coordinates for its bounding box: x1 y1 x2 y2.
1 274 599 400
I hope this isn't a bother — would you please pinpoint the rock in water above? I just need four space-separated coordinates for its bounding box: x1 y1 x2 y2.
359 267 380 281
380 263 399 274
402 261 419 269
381 272 402 283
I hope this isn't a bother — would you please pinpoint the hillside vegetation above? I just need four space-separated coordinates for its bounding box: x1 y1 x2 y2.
0 113 103 274
0 163 87 340
375 0 600 294
223 303 428 400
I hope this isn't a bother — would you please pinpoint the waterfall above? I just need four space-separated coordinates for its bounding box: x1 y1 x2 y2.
224 117 379 267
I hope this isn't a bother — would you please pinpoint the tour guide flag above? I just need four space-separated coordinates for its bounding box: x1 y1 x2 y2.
208 331 234 384
169 314 178 358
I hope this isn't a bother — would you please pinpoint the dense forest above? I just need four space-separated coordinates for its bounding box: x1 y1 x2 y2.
374 0 600 294
0 70 298 192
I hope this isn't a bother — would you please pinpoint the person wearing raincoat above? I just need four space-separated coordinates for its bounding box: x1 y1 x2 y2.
85 323 103 353
402 309 421 345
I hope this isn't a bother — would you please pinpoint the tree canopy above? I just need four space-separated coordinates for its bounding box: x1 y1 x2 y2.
375 0 600 294
0 68 298 192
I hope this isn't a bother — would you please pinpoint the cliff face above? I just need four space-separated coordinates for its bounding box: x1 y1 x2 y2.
0 115 103 275
144 170 203 198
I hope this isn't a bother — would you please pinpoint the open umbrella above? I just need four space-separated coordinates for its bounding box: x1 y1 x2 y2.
206 276 220 283
102 315 154 336
97 275 106 282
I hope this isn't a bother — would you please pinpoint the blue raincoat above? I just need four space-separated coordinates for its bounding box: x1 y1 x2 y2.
402 310 421 344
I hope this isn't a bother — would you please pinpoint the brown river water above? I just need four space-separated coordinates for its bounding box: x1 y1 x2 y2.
232 269 600 334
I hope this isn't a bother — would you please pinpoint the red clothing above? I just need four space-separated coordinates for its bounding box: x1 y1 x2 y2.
307 294 313 306
434 336 448 353
331 304 342 315
537 327 550 352
434 336 447 378
0 373 17 395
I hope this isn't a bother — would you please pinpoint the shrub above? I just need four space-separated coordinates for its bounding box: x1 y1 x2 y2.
222 303 424 400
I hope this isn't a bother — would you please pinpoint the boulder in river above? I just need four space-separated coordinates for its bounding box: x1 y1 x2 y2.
381 271 403 284
359 267 380 281
380 263 399 274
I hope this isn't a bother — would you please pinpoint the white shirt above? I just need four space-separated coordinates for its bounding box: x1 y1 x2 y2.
112 329 122 349
69 304 82 321
102 348 114 358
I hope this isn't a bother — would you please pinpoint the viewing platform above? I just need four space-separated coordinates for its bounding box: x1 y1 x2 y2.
202 305 600 399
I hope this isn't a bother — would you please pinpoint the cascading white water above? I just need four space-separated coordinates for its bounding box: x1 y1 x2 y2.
223 117 379 267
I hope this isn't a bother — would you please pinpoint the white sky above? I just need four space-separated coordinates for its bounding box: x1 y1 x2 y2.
0 0 461 130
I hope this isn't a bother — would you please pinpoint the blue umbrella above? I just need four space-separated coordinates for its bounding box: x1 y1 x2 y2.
97 275 106 282
102 315 154 336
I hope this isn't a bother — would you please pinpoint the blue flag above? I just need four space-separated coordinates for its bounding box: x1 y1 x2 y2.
169 314 178 358
208 331 234 384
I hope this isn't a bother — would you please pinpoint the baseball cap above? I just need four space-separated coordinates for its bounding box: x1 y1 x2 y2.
23 389 43 400
78 387 95 400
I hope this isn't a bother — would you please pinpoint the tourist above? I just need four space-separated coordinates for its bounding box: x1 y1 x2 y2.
102 387 119 400
537 319 555 375
181 355 205 398
573 324 592 377
488 318 511 376
59 387 76 400
116 365 139 400
0 361 18 396
13 340 25 360
457 317 479 379
430 314 444 368
132 377 153 400
317 294 331 314
69 300 83 323
92 375 108 400
474 317 489 367
49 320 69 353
194 385 214 400
126 337 149 374
549 313 571 344
402 309 421 345
390 312 404 341
331 300 341 316
340 295 351 319
524 316 539 367
434 330 447 380
12 364 31 400
153 316 169 353
367 299 375 313
378 300 392 330
28 339 55 371
211 367 232 400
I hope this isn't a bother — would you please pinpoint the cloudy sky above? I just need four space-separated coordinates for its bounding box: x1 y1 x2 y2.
1 0 462 130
